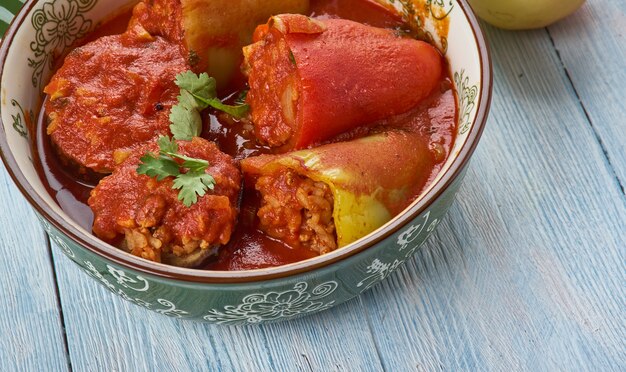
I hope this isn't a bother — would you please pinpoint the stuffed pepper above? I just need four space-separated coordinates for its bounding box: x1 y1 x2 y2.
243 14 443 149
129 0 310 88
241 131 438 254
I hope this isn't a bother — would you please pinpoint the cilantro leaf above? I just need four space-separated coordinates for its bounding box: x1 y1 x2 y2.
178 90 204 111
235 90 249 105
162 150 209 172
170 104 202 141
170 154 210 173
173 71 250 122
137 69 249 207
289 51 297 66
186 95 249 119
138 136 215 207
182 159 210 173
173 170 216 207
157 135 178 154
208 98 250 118
175 71 216 106
137 153 180 181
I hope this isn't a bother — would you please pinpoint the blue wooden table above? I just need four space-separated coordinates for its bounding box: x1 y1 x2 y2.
1 1 625 371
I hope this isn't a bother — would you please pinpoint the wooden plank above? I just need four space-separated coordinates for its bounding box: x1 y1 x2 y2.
51 247 384 371
0 0 21 38
548 0 626 190
0 164 69 371
360 23 626 371
3 1 625 371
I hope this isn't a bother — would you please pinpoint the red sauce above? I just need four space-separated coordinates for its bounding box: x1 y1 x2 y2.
89 138 241 264
35 0 458 271
80 7 134 44
209 189 318 271
310 0 405 28
44 32 187 173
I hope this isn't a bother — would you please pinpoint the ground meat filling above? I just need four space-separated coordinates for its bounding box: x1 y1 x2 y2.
256 169 337 254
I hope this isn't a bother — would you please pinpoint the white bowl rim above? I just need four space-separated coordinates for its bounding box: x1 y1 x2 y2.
0 0 492 284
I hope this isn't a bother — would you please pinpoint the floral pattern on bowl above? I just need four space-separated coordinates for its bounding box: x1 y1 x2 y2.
0 0 490 324
28 0 96 88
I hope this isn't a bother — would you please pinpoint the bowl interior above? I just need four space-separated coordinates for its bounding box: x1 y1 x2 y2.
0 0 489 281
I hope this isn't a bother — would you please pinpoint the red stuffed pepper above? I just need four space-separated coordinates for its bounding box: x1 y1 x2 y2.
243 14 443 149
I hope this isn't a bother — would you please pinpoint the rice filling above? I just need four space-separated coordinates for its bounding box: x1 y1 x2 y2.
256 169 337 254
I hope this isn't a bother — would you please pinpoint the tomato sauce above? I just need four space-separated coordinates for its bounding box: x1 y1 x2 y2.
310 0 405 28
35 0 458 271
44 32 187 173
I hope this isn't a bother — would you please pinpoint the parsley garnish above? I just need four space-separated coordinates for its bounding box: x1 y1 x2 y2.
138 136 215 207
137 70 245 207
173 171 216 207
170 72 249 141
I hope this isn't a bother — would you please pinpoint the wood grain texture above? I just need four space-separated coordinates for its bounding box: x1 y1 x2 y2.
547 0 626 191
360 21 626 371
50 247 384 372
0 163 69 371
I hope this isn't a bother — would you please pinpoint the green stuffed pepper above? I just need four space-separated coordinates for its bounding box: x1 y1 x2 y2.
241 130 439 254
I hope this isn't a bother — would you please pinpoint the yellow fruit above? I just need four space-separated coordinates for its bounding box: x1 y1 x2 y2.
467 0 586 30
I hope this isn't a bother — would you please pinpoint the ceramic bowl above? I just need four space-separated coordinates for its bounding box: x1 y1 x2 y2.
0 0 491 324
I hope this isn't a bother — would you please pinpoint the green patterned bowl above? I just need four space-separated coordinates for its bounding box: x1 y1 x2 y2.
0 0 491 324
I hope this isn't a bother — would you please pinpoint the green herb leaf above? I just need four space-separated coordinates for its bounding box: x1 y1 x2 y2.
138 136 215 207
235 90 249 105
167 153 210 173
288 51 297 66
178 90 204 111
173 71 250 121
175 71 216 106
207 98 250 118
173 170 216 207
137 153 180 181
182 158 210 173
157 135 178 154
137 69 247 207
169 104 202 141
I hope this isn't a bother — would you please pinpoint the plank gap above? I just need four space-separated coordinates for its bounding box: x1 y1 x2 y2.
45 237 74 372
545 27 626 198
360 296 387 371
300 352 314 372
